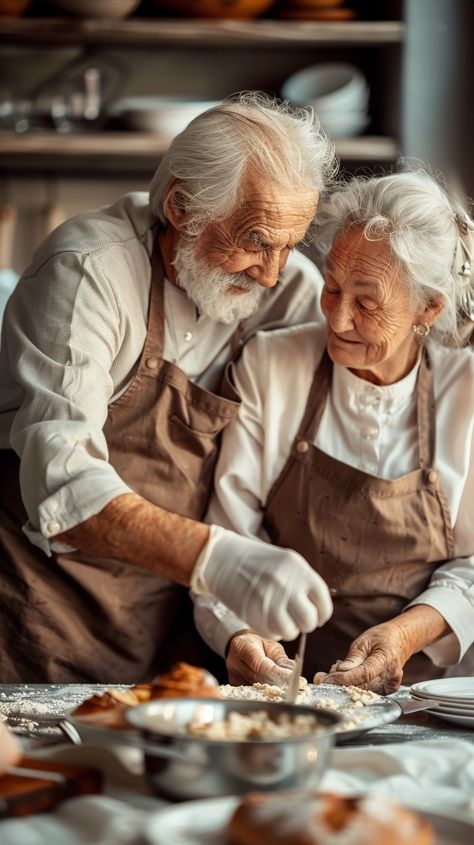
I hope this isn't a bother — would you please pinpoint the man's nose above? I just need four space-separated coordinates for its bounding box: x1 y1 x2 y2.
246 253 281 289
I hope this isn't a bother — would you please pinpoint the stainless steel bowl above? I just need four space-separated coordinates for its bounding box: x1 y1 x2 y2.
126 697 341 801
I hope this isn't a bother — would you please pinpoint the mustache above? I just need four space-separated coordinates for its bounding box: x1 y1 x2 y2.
225 276 257 292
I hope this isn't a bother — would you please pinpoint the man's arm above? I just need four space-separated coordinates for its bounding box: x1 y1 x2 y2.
58 492 209 585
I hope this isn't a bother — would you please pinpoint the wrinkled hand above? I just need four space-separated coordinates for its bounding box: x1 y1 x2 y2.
191 525 333 642
317 620 413 694
226 632 296 687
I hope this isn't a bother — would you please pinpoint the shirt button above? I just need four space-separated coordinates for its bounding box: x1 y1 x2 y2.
296 440 309 454
362 427 378 440
47 520 61 536
428 470 438 484
145 356 159 370
184 331 193 342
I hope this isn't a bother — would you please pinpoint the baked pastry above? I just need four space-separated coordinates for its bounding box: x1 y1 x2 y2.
227 791 433 845
149 662 220 699
72 663 220 728
73 688 149 729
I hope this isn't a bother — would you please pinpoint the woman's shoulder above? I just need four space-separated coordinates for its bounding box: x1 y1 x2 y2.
248 321 327 366
428 341 474 393
235 323 327 404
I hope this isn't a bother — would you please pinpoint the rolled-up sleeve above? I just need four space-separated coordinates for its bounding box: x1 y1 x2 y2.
4 249 133 554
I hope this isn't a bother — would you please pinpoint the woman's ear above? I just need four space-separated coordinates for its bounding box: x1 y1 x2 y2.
163 179 187 231
419 295 445 327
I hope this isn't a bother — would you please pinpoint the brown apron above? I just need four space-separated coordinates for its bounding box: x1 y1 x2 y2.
0 235 240 683
263 349 455 685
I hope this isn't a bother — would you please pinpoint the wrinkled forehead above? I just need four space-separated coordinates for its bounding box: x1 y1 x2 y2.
328 228 394 278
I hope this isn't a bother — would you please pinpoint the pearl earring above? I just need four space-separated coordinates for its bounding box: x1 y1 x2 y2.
413 323 431 337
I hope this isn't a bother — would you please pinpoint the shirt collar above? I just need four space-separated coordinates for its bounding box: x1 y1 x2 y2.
332 352 422 415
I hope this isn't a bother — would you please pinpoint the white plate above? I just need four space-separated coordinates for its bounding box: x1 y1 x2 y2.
143 795 474 845
426 709 474 728
411 696 474 715
411 678 474 702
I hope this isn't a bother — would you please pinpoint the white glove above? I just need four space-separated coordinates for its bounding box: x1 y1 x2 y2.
191 525 333 641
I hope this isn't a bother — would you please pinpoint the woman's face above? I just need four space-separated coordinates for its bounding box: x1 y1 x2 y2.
321 227 426 384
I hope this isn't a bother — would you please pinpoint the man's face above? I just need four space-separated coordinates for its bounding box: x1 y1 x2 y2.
173 172 318 324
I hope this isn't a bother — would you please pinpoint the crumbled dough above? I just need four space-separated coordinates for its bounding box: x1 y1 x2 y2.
186 709 321 740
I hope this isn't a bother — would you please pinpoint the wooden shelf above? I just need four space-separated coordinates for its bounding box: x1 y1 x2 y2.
0 18 405 48
0 130 399 174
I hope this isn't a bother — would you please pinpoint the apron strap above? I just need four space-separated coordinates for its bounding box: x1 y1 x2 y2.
148 229 166 358
416 347 436 469
299 349 333 443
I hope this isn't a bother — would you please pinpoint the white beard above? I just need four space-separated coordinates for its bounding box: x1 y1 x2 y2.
172 237 265 324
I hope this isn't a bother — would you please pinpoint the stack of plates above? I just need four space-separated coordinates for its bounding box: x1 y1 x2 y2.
411 678 474 727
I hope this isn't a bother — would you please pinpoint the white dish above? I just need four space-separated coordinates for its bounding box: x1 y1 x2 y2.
411 678 474 702
411 695 474 714
107 97 221 136
143 794 474 845
427 709 474 728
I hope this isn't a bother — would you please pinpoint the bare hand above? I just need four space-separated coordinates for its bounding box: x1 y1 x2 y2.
227 632 295 687
318 621 413 694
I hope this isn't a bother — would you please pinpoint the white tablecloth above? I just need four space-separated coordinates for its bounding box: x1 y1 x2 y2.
1 739 473 844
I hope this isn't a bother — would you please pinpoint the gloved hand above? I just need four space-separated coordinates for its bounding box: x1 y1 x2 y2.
226 632 296 686
191 525 333 641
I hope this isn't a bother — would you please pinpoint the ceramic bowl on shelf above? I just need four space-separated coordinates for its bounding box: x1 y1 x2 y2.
149 0 275 19
282 62 369 137
50 0 142 19
106 97 221 136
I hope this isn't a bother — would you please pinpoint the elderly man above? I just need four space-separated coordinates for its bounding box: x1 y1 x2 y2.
0 93 335 683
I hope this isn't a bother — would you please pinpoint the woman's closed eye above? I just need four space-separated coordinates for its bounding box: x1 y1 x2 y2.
357 297 378 312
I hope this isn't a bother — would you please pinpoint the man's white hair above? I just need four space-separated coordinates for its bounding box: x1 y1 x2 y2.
149 91 337 236
315 166 474 346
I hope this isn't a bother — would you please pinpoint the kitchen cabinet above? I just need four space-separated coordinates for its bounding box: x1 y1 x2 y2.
0 13 405 176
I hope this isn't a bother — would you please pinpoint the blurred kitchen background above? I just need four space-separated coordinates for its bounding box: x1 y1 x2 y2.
0 0 473 282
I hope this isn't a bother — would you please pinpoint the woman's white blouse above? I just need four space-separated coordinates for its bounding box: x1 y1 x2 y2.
195 323 474 666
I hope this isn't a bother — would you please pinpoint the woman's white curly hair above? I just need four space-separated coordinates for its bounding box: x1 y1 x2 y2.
315 164 474 347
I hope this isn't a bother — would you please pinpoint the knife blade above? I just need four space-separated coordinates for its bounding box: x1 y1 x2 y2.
285 632 307 704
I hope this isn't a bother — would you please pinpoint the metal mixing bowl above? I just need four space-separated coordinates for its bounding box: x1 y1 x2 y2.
126 698 341 801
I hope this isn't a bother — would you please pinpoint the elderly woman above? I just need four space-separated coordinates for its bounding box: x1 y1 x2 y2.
194 169 474 693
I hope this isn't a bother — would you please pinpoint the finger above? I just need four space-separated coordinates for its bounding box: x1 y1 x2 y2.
313 671 328 685
265 603 300 642
274 656 296 671
258 657 294 687
329 653 365 673
322 653 389 690
286 592 319 633
308 577 333 626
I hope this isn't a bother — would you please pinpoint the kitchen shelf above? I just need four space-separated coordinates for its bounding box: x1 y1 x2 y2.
0 17 405 48
0 130 399 174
